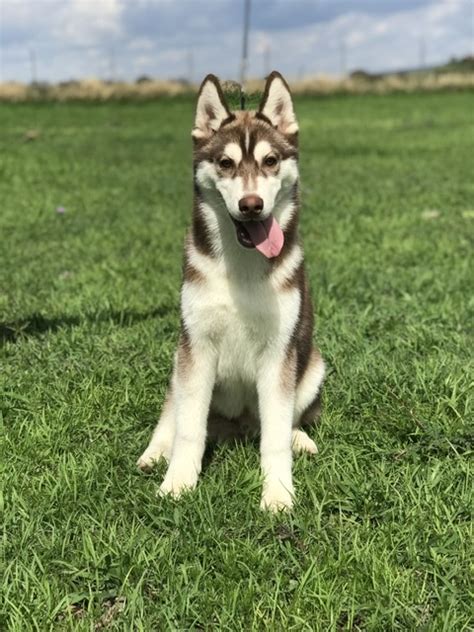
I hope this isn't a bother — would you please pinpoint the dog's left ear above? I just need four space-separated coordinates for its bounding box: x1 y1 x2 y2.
192 74 233 140
258 71 298 136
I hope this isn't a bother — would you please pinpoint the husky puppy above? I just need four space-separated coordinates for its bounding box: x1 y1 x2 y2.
138 72 325 511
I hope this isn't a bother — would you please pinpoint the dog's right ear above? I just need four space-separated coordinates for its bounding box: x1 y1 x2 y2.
258 71 298 137
192 75 233 140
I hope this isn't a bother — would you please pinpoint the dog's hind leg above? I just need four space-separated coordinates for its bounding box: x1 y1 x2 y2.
292 348 325 454
292 428 318 454
137 382 176 471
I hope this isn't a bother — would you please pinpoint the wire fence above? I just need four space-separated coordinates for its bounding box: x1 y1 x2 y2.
3 44 474 87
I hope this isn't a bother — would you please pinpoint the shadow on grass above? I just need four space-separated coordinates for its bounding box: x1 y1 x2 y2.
0 307 171 344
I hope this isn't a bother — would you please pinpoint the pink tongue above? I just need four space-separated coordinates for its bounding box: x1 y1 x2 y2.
244 215 284 258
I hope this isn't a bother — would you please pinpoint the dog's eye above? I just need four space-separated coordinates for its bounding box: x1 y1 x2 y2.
219 158 234 169
264 155 278 167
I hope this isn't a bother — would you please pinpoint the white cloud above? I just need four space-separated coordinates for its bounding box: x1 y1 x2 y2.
127 37 156 52
52 0 122 46
246 1 474 76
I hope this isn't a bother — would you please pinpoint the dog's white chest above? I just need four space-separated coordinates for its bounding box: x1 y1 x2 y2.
181 256 300 422
197 278 272 374
182 269 290 383
185 272 283 418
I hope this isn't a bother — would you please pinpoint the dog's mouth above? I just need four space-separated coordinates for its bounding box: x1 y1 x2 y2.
231 215 284 259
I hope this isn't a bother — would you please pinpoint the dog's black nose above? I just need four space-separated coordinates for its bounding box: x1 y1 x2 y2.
239 195 264 217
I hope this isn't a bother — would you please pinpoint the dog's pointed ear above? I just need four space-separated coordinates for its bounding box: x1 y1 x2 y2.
192 74 233 140
258 71 298 136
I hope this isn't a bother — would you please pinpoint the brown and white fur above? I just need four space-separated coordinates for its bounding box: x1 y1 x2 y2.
138 72 325 511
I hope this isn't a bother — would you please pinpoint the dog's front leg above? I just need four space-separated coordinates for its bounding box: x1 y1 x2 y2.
159 339 216 498
258 353 295 512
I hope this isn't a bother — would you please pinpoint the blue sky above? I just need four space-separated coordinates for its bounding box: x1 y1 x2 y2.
1 0 473 83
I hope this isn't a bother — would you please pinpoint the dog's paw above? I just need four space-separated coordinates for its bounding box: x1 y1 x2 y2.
137 442 172 471
292 429 318 455
260 481 294 513
158 466 198 499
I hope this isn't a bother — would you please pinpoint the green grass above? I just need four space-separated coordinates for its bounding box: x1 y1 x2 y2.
1 92 473 631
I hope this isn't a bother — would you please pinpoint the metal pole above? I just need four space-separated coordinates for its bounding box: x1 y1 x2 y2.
29 49 37 84
187 49 194 85
339 39 347 76
240 0 251 87
109 48 116 82
418 36 426 69
263 42 271 78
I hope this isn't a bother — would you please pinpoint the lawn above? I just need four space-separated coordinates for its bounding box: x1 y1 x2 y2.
1 92 473 630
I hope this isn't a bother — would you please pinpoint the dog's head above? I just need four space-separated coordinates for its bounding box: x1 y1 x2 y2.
192 72 299 259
